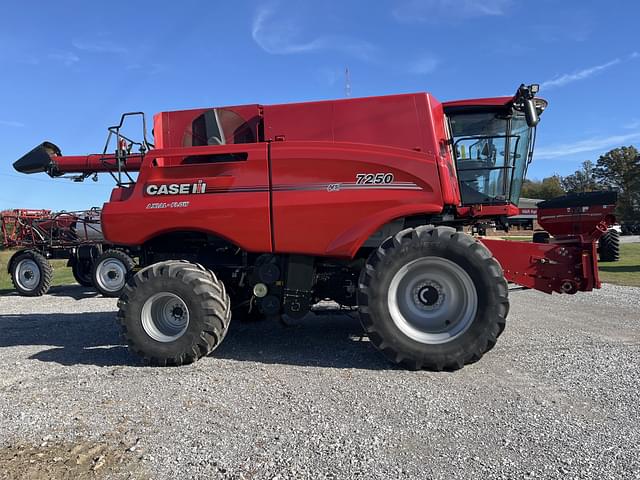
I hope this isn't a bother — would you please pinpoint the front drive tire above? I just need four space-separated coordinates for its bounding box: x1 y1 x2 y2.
117 261 231 366
358 226 509 371
92 250 135 297
10 250 53 296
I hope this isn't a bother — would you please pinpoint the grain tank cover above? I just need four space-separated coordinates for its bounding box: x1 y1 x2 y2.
262 93 441 154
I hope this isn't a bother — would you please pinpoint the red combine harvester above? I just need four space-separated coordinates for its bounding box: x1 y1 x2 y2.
13 84 616 370
1 208 136 297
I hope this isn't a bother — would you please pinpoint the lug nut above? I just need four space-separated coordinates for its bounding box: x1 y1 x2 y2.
253 283 268 298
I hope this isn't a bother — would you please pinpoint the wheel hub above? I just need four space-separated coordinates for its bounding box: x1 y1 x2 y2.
15 259 41 291
412 282 444 310
96 258 126 292
141 292 190 343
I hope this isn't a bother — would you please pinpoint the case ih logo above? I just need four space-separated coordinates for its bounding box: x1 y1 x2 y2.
145 180 207 196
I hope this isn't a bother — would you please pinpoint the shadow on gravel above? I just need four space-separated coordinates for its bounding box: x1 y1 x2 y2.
0 285 101 299
215 312 393 370
0 311 137 367
47 285 102 300
0 308 392 370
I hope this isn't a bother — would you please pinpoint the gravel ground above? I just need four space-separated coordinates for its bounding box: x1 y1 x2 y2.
0 284 639 479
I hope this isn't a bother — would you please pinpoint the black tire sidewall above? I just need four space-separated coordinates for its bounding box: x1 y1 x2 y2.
363 231 505 366
72 260 93 286
10 251 52 296
122 274 213 360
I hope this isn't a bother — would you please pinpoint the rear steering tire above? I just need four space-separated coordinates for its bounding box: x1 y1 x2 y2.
92 250 135 297
117 261 231 366
10 250 53 297
599 229 620 262
358 226 509 371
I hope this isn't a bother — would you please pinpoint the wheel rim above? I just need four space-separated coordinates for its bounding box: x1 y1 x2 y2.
141 292 190 342
387 256 478 344
96 258 126 292
15 259 41 291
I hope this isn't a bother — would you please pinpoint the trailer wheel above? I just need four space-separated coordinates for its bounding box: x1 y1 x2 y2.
71 260 94 287
598 229 620 262
358 226 509 371
10 250 53 296
92 250 135 297
117 261 231 366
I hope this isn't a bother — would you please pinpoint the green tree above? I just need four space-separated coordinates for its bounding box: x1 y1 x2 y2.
561 160 601 193
521 175 565 200
594 146 640 222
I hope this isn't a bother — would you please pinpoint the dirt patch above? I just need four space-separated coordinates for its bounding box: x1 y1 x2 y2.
0 439 148 480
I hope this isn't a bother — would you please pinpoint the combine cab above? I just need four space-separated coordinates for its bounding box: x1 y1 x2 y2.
12 84 616 369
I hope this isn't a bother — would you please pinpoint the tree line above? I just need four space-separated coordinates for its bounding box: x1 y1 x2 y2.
522 145 640 223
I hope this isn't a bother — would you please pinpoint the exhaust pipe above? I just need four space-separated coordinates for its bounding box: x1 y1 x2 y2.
13 142 63 176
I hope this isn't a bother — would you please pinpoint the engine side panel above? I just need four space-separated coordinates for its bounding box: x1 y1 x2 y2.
270 141 444 258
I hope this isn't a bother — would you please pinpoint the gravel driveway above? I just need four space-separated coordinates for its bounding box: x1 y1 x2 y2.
0 284 639 479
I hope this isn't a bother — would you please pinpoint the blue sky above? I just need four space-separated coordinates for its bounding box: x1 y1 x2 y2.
1 0 639 210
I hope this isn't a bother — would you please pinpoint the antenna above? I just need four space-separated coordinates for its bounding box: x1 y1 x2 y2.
345 67 351 97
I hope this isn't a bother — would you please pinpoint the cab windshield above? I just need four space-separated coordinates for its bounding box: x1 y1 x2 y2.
448 110 534 205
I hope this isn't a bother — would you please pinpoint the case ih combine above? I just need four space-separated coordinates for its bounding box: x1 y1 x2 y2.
12 84 616 370
1 208 136 297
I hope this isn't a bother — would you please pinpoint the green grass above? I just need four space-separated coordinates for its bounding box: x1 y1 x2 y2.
598 243 640 287
0 250 76 295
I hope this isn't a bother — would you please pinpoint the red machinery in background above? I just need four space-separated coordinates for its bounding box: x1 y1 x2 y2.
1 208 136 297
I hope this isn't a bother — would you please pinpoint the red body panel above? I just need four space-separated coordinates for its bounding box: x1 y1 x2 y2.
263 93 436 151
102 143 272 252
270 141 443 257
102 93 460 256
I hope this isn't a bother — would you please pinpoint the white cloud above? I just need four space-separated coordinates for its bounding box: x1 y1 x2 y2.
540 59 621 90
252 4 377 61
536 132 640 160
408 55 439 75
48 51 80 66
72 39 128 54
393 0 510 23
0 120 25 127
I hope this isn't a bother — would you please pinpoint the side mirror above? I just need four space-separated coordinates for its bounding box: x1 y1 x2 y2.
515 84 541 127
524 98 539 127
